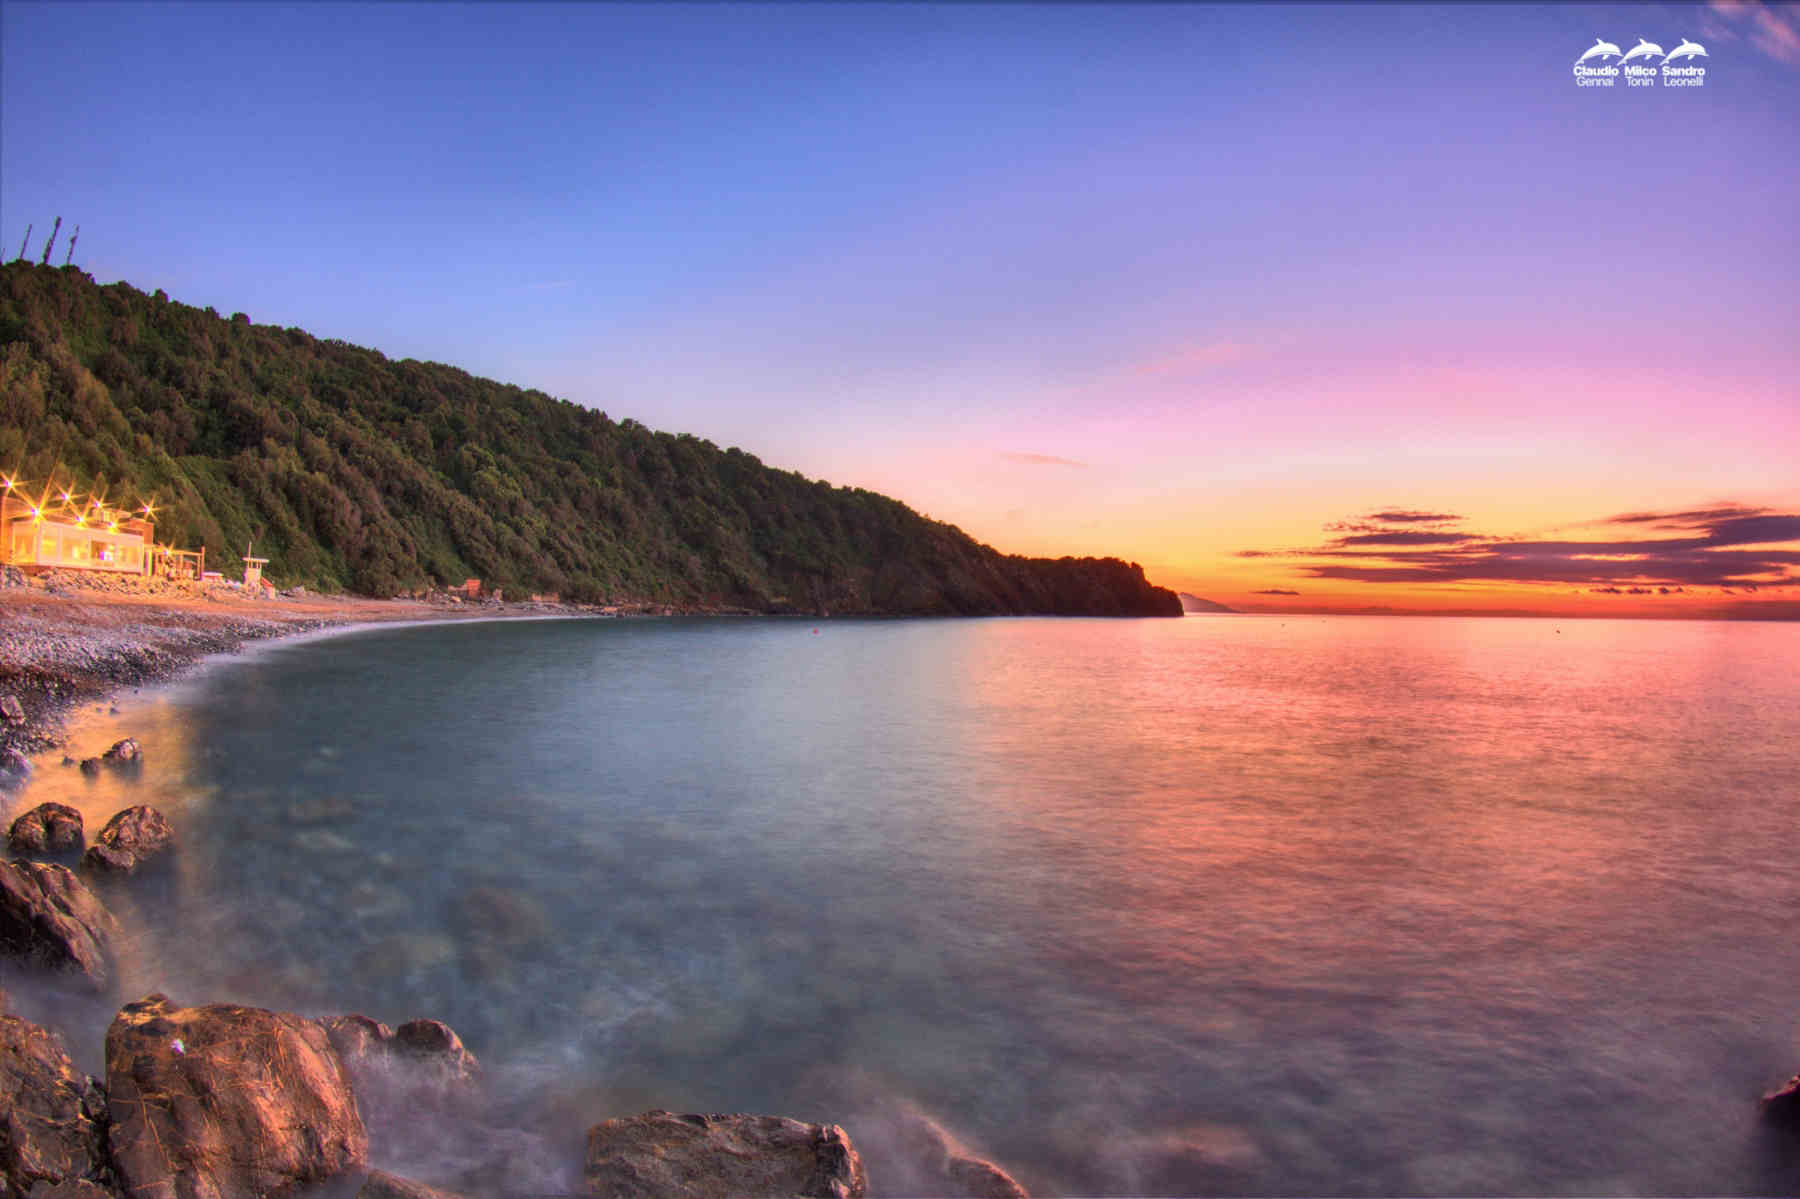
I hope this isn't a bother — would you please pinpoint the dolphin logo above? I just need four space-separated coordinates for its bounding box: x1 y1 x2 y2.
1620 38 1664 63
1664 38 1708 62
1576 37 1622 64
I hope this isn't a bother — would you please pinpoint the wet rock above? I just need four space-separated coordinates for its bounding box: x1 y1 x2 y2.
78 844 138 874
104 993 368 1198
80 806 173 874
7 802 85 855
359 1170 471 1199
330 1012 478 1077
0 860 116 990
860 1103 1028 1199
77 759 100 778
1765 1073 1800 1130
392 1018 480 1083
1 747 32 781
0 694 24 723
583 1110 867 1198
323 1013 394 1065
327 1012 481 1079
0 1012 109 1195
326 1012 479 1116
101 738 141 764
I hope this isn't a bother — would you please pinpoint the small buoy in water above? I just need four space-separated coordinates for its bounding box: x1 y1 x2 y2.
811 628 819 634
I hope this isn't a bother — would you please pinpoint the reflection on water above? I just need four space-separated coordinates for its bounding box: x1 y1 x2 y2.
5 615 1800 1195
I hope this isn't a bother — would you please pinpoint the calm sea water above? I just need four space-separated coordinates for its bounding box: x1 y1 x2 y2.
8 614 1800 1195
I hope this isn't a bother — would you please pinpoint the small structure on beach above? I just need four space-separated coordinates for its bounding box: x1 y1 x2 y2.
0 477 203 580
2 492 156 576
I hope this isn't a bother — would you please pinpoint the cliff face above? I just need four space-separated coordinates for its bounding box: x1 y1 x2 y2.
0 263 1179 616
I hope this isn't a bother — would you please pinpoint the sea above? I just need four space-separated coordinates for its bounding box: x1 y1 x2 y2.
5 613 1800 1196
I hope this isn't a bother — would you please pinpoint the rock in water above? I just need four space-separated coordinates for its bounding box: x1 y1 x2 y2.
323 1013 395 1064
0 860 116 989
0 1012 109 1194
324 1012 481 1135
0 747 32 783
324 1014 480 1084
82 805 174 874
105 994 369 1198
865 1102 1028 1199
359 1169 473 1199
7 802 85 855
101 738 142 763
393 1018 480 1081
1765 1073 1800 1130
583 1110 867 1198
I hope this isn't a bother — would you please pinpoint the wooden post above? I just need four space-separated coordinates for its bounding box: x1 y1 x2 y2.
39 217 61 266
16 224 30 262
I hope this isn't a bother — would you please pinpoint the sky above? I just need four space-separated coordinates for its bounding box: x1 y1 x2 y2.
3 2 1797 618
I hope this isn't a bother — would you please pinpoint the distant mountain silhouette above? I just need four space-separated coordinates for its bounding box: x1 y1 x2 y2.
1179 593 1237 614
0 262 1180 616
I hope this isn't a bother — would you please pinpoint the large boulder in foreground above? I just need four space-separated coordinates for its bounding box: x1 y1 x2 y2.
584 1110 867 1198
0 859 116 989
82 805 173 874
1765 1073 1800 1130
0 1012 109 1195
8 802 85 855
105 994 369 1198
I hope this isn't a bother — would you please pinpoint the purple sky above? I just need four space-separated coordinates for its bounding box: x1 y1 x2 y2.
4 2 1796 611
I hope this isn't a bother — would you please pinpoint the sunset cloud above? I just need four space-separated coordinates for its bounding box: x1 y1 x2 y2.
998 451 1086 467
1330 530 1486 547
1254 588 1301 595
1240 504 1800 592
1362 509 1464 525
1708 0 1800 64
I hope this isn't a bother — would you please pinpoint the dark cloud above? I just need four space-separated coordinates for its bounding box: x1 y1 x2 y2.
1364 509 1463 524
1240 503 1800 592
1254 588 1300 596
1330 531 1486 547
1609 503 1768 526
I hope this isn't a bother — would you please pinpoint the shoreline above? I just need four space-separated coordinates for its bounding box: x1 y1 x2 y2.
0 574 645 791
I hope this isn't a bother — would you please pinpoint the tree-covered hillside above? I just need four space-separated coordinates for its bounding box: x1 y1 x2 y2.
0 262 1179 615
